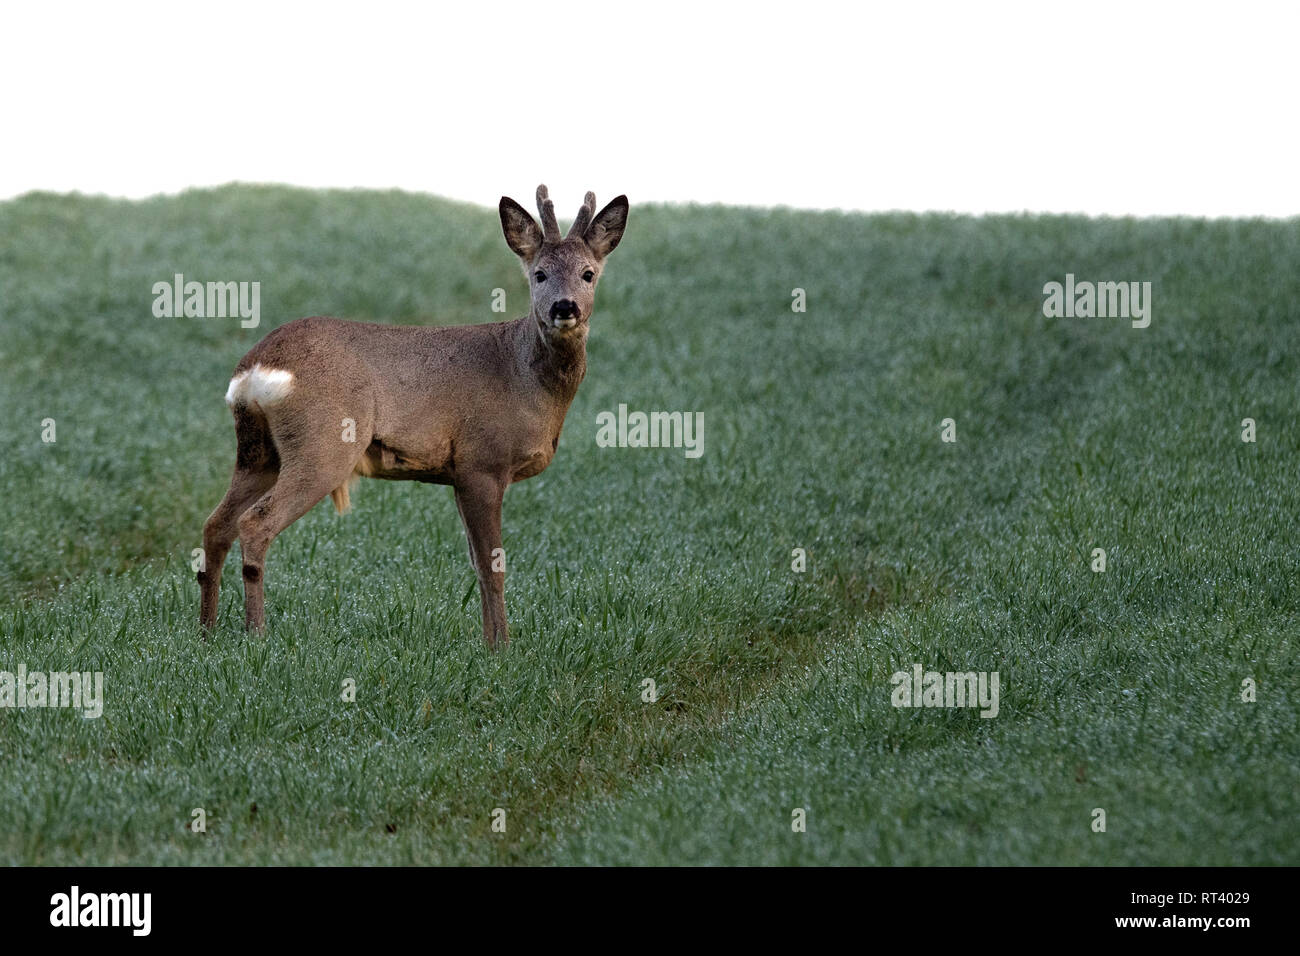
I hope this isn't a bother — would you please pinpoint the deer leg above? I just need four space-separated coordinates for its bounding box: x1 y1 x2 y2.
453 491 480 573
454 474 509 648
200 467 277 630
236 465 343 631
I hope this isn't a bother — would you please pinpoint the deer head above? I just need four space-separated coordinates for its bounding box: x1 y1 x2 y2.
499 185 629 337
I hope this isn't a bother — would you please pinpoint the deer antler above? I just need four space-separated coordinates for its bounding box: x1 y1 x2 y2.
535 184 561 242
567 191 597 239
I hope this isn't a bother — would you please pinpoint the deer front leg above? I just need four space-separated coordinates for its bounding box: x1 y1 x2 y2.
454 474 508 648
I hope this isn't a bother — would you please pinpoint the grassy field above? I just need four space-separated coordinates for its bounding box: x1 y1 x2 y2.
0 186 1296 865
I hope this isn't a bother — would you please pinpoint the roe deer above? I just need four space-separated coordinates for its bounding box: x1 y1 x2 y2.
198 186 628 647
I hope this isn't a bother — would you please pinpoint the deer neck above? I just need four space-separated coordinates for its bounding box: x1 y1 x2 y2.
516 310 587 405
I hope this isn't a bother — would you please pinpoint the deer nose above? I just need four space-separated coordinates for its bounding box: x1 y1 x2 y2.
550 299 579 321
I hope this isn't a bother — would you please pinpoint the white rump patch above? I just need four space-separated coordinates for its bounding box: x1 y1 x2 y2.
225 364 295 407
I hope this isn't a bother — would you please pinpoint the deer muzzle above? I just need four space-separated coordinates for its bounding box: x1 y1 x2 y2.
549 299 580 329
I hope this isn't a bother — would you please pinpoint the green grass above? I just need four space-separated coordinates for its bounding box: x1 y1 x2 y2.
0 186 1296 864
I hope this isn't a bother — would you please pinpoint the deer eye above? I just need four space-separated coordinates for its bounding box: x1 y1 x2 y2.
534 270 546 282
582 270 595 283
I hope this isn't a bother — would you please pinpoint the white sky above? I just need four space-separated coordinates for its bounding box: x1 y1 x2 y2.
3 1 1297 216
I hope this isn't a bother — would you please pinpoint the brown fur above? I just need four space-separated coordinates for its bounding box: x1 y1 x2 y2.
199 186 629 647
328 482 353 514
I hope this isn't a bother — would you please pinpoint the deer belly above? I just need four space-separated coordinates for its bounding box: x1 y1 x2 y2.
358 438 454 483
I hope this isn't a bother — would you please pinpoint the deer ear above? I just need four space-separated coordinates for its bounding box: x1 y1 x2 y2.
499 197 543 260
584 195 628 259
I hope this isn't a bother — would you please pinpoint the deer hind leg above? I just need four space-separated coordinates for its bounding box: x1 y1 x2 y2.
200 466 277 630
217 361 375 630
454 473 509 649
235 399 373 630
200 404 280 631
236 460 358 631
